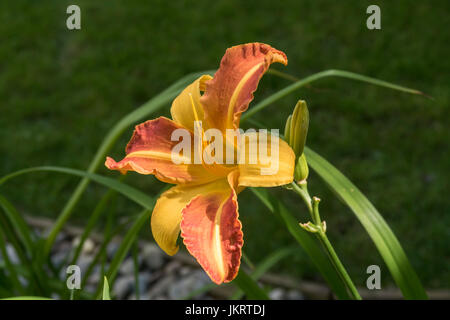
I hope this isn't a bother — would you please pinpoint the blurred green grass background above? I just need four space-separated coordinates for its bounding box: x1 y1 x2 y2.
0 0 448 288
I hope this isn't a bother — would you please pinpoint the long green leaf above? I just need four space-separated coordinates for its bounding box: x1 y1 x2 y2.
0 167 155 210
304 147 427 299
232 269 269 300
0 195 53 294
132 240 140 300
181 283 216 300
243 69 425 121
231 247 296 300
0 230 25 295
251 188 351 300
0 195 34 254
2 296 52 300
0 205 47 295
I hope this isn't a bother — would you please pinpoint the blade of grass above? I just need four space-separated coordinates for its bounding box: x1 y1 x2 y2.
0 167 155 210
304 147 427 299
132 240 140 300
101 191 116 278
3 263 92 300
0 276 14 297
0 207 46 295
0 195 48 292
242 69 426 122
232 269 269 300
0 195 34 254
241 251 255 270
102 277 111 300
0 230 25 295
231 247 296 300
181 283 217 300
1 296 52 300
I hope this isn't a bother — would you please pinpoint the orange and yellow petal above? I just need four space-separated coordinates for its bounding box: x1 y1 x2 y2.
180 171 243 284
170 75 212 132
105 117 214 185
150 181 225 256
238 131 295 187
200 43 287 133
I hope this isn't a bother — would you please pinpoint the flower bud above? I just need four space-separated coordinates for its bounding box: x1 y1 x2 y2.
284 100 310 182
289 100 309 158
294 153 309 182
284 114 292 145
299 221 320 233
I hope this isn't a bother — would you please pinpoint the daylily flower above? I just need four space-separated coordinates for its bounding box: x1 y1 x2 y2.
105 43 295 284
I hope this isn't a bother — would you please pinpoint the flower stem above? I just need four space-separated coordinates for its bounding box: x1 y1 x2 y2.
316 230 361 300
290 182 362 300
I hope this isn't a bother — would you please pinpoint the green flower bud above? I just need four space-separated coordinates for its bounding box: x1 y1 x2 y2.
290 100 309 158
294 153 309 182
284 100 310 182
299 221 320 233
321 221 327 233
284 114 292 145
284 100 309 158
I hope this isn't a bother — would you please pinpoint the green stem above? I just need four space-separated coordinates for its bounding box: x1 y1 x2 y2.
290 182 361 300
311 196 322 226
290 182 312 212
316 231 361 300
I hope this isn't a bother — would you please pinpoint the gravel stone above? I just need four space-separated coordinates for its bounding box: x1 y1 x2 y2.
147 275 175 298
106 242 120 260
269 288 285 300
6 244 19 264
167 270 211 299
71 237 95 256
78 255 94 273
286 289 304 300
164 260 181 275
137 272 151 295
119 256 141 275
87 265 101 285
113 275 134 299
179 266 191 276
51 251 68 268
142 244 164 270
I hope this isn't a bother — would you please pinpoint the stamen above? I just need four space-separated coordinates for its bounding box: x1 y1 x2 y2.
189 93 206 165
188 94 233 176
189 93 201 124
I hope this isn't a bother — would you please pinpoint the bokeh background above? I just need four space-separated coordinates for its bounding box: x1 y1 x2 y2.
1 0 449 290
